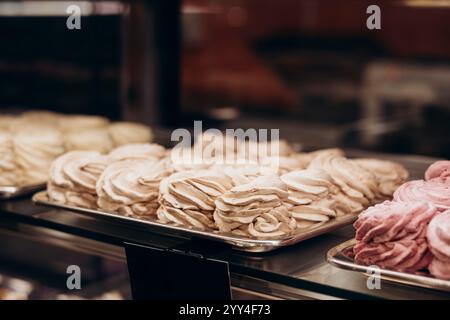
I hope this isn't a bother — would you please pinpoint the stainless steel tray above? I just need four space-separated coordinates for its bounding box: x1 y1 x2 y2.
0 183 46 199
33 191 358 252
327 239 450 292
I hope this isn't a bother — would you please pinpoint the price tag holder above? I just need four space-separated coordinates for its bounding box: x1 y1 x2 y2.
125 242 232 300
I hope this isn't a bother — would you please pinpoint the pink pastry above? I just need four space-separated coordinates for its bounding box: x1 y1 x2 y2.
354 201 438 243
353 239 432 272
393 179 450 211
425 161 450 181
426 210 450 279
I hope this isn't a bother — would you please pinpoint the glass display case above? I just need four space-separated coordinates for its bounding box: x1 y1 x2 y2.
0 0 449 300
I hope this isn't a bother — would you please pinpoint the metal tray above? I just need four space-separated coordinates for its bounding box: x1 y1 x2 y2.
327 239 450 292
0 183 46 199
33 191 358 252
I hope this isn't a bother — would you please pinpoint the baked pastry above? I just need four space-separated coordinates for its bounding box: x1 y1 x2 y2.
158 170 234 229
64 128 113 154
353 158 408 200
58 114 109 132
425 161 450 181
108 143 166 162
281 169 338 228
214 175 296 238
308 153 378 213
0 132 21 186
97 158 171 216
108 122 153 146
48 151 109 208
427 210 450 280
13 129 65 184
394 179 450 211
353 201 437 272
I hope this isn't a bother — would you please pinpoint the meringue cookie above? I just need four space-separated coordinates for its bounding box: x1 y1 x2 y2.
0 131 21 186
353 238 432 272
214 175 296 238
48 151 109 208
97 158 171 216
354 201 438 243
108 122 153 146
58 115 109 132
158 170 234 229
308 153 378 210
0 115 17 131
427 210 450 279
353 158 408 199
64 128 113 154
425 161 450 181
394 179 450 211
108 143 166 162
13 129 65 184
281 169 338 227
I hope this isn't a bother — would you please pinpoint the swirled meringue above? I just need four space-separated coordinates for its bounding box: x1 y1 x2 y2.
353 158 408 199
48 151 109 208
58 114 109 132
158 170 234 229
425 161 450 181
13 129 65 184
353 238 432 272
108 143 166 162
393 179 450 211
308 153 378 210
427 210 450 279
97 158 171 216
214 175 296 238
64 128 113 154
108 122 153 146
281 169 338 227
354 201 438 243
0 132 21 186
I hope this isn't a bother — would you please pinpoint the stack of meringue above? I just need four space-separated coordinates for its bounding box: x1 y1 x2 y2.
158 170 235 229
214 175 296 238
0 111 153 186
47 143 169 214
352 160 450 280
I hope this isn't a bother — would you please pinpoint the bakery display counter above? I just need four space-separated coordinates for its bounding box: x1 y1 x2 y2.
0 149 448 300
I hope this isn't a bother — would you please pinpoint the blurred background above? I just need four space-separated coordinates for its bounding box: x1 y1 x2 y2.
0 0 449 157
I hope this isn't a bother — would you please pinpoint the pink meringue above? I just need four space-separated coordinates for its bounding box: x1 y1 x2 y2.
393 179 450 211
426 210 450 279
354 201 438 243
353 239 432 272
425 161 450 181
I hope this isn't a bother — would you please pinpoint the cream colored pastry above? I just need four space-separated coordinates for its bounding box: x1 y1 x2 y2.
214 175 296 238
158 170 234 230
108 122 153 146
237 139 294 163
64 128 113 154
353 158 408 200
0 131 21 186
259 154 308 174
13 129 65 184
20 110 61 125
58 114 109 132
96 158 171 216
0 115 17 131
168 146 213 171
308 153 378 213
48 151 109 208
193 132 239 161
108 143 166 162
280 169 338 228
